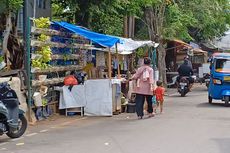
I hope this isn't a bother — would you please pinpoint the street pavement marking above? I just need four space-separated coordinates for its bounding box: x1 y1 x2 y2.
50 126 62 129
50 117 87 129
0 142 9 146
40 129 49 133
16 143 24 146
0 117 88 149
74 117 87 121
61 117 88 126
26 132 38 137
61 121 71 126
10 137 24 142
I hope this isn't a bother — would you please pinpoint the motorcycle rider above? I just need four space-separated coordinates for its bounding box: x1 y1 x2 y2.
184 56 193 69
177 59 194 90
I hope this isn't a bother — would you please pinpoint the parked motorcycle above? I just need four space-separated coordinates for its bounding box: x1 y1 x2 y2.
203 73 210 89
0 79 27 138
178 76 190 97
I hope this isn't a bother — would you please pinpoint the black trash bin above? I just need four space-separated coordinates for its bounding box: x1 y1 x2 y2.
126 103 136 113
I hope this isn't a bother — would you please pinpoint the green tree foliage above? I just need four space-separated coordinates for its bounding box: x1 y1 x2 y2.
52 0 229 84
163 3 197 41
52 0 142 36
0 0 23 31
134 0 229 83
176 0 230 42
0 0 23 13
89 0 123 35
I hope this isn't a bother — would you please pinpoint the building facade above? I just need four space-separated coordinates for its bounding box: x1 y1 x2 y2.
18 0 51 32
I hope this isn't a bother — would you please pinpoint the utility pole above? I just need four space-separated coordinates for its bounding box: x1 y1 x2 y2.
23 0 32 122
23 0 28 56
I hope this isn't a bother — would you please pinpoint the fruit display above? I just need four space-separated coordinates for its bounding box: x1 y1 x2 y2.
63 54 70 61
30 17 89 120
31 17 86 70
38 46 52 63
38 34 50 42
34 17 50 29
32 17 52 69
32 45 52 69
32 59 49 69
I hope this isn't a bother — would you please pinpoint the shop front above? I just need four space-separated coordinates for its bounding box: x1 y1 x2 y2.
166 40 207 86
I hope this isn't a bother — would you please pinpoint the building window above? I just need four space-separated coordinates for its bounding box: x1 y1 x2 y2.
37 0 42 8
17 9 23 32
43 0 46 9
37 0 46 9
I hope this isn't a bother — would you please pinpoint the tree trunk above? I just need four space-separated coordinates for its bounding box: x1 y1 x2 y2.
131 16 135 38
144 6 167 85
3 12 11 69
2 11 24 70
128 16 135 38
123 15 128 38
157 43 167 85
7 34 24 69
12 11 19 36
0 14 6 32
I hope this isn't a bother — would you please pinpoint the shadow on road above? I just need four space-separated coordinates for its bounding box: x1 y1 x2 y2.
169 94 196 98
213 138 230 153
197 102 228 108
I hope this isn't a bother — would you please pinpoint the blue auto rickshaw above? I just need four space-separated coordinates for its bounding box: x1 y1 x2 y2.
208 53 230 106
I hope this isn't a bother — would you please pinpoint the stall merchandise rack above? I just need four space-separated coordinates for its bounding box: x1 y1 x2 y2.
30 22 92 120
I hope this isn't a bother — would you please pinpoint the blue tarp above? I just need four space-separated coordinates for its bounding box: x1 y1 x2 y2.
53 21 121 48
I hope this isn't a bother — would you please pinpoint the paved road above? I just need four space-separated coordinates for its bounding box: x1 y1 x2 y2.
1 85 230 153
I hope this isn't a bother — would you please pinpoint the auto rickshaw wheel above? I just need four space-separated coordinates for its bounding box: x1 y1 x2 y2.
224 96 229 107
208 96 212 104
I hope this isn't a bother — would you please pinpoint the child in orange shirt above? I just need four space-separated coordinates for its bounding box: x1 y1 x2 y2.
155 81 165 114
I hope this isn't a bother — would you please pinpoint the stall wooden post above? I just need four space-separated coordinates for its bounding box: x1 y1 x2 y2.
116 43 121 79
108 48 112 79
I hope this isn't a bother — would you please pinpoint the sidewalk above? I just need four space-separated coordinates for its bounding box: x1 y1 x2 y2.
26 85 198 131
27 114 83 132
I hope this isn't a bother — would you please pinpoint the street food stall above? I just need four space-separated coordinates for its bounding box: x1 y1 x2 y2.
29 20 123 119
1 17 157 122
32 20 157 118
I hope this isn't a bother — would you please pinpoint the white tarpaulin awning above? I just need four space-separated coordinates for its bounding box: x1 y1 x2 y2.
110 38 156 54
91 37 158 54
213 29 230 50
